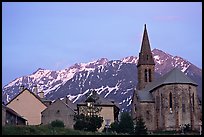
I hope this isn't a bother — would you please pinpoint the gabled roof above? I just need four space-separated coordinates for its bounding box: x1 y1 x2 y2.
6 88 47 108
78 92 119 109
138 68 197 101
42 98 76 114
61 97 77 111
140 68 197 93
2 104 27 121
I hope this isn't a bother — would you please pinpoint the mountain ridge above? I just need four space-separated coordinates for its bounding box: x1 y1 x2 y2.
2 49 202 112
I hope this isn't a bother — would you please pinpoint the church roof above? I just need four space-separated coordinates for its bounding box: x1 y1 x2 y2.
137 24 155 66
138 68 197 101
138 90 154 102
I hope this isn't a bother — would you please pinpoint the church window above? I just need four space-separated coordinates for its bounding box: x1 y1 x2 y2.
182 104 185 113
145 69 147 82
149 69 152 82
147 55 149 60
192 93 195 111
169 92 173 112
182 93 185 113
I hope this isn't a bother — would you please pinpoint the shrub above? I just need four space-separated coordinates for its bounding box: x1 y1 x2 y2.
51 120 65 128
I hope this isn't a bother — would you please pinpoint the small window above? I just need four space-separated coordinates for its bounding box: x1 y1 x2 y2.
57 110 60 113
192 93 195 111
149 69 152 82
145 69 148 82
182 94 185 113
169 92 173 112
147 55 149 60
182 104 185 113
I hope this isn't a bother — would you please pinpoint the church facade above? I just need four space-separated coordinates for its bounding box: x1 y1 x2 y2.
131 24 201 131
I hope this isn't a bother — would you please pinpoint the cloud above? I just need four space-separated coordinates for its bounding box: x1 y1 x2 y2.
153 15 182 21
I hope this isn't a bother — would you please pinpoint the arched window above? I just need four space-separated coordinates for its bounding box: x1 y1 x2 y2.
145 69 147 82
169 92 173 112
149 69 152 82
192 93 195 111
147 55 149 60
182 93 185 113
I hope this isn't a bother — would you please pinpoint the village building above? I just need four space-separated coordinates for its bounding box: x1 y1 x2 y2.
6 87 47 125
2 104 27 126
131 24 201 131
77 91 120 131
41 97 76 129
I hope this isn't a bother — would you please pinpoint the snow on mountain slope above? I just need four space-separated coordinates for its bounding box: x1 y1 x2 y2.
2 49 202 112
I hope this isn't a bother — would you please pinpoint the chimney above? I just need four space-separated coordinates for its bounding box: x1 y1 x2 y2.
38 91 44 99
33 85 38 95
19 85 25 92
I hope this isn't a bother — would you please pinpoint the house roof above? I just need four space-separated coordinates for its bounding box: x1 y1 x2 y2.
77 92 120 109
2 104 27 121
138 68 197 102
61 97 77 111
6 88 47 108
42 98 76 114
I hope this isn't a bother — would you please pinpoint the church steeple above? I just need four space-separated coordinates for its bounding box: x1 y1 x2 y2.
137 24 155 90
137 24 155 67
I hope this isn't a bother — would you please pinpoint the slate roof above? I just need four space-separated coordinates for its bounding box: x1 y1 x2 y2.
6 88 47 108
137 24 155 66
78 92 120 108
138 68 198 102
2 104 27 121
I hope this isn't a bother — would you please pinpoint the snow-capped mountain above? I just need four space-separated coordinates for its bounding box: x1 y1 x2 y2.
2 49 202 112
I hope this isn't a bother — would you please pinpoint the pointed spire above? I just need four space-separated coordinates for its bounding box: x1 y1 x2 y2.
137 24 155 67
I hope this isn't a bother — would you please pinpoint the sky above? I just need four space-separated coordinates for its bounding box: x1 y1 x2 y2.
2 2 202 87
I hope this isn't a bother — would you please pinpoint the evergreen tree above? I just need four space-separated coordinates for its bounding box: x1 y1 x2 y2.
134 117 148 135
117 112 134 134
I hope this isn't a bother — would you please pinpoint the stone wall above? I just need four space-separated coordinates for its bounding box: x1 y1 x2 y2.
152 84 200 131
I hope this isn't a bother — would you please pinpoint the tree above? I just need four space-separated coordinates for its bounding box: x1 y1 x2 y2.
134 117 148 135
117 112 134 134
109 121 119 133
73 113 103 132
74 90 104 132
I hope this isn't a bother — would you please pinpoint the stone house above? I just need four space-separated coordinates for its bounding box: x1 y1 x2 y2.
41 97 76 129
77 91 120 131
6 88 47 125
131 24 201 131
2 104 27 126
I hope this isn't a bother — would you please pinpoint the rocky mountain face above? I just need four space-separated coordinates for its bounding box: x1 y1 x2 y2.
2 49 202 112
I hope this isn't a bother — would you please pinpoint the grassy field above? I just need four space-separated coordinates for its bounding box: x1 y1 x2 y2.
2 125 118 135
2 125 200 135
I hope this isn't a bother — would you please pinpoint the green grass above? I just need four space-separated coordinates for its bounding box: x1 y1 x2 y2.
2 125 119 135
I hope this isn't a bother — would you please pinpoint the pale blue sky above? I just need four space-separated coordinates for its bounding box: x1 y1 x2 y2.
2 2 202 86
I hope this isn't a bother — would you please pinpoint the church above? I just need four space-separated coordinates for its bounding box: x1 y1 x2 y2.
131 24 201 131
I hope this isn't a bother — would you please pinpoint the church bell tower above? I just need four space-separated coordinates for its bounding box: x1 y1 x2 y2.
137 24 155 90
